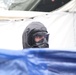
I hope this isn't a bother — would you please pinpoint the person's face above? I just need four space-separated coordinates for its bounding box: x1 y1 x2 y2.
34 36 44 42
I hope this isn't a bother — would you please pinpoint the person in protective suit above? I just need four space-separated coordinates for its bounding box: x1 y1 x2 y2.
22 22 49 49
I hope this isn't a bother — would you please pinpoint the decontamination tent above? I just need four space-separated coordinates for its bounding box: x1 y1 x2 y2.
0 11 76 50
0 0 76 75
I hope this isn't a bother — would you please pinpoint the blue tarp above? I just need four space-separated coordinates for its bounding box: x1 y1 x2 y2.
0 48 76 75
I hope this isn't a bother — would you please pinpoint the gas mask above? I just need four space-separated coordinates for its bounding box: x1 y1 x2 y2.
32 32 49 48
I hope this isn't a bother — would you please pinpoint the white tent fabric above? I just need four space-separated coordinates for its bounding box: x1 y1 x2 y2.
0 12 76 50
0 0 7 10
56 0 76 12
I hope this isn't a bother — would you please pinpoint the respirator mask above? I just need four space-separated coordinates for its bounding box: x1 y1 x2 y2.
32 32 49 48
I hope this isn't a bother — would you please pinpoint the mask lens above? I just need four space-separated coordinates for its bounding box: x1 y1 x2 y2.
44 34 49 41
33 32 49 38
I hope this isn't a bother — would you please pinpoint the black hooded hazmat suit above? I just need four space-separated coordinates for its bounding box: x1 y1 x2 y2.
22 22 49 49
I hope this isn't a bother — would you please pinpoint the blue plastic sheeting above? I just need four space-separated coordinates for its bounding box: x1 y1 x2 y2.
0 49 76 75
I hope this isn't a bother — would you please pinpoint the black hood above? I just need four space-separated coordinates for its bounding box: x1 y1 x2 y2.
22 22 48 48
